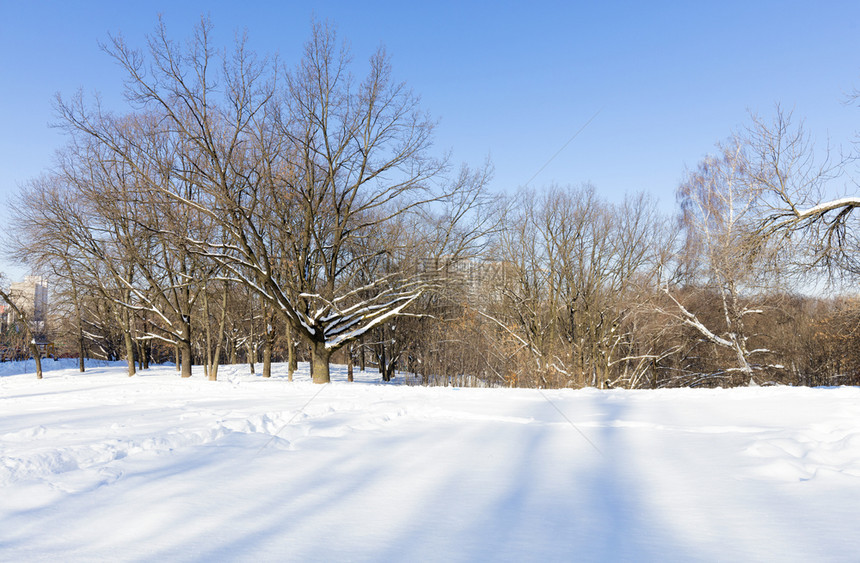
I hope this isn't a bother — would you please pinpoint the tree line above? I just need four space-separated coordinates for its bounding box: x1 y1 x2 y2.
2 19 859 387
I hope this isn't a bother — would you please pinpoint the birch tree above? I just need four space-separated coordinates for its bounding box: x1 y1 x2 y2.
664 138 781 384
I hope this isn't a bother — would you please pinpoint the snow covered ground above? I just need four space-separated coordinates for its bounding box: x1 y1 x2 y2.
2 360 860 562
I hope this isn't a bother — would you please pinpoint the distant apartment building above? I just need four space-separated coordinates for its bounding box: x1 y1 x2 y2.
2 276 48 334
443 258 512 308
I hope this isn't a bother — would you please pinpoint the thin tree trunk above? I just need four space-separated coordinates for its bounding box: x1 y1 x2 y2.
141 324 150 370
66 265 85 373
204 287 213 379
122 306 135 377
262 306 272 378
0 286 43 378
209 284 229 381
179 315 192 378
287 325 297 381
229 341 237 365
78 330 86 373
29 339 43 380
137 340 145 372
378 339 387 380
248 311 256 375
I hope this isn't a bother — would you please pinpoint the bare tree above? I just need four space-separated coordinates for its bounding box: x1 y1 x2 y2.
487 185 665 388
9 175 89 372
56 18 491 383
750 108 856 275
0 274 44 378
663 137 783 384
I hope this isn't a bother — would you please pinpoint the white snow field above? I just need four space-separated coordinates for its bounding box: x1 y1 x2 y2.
2 360 860 562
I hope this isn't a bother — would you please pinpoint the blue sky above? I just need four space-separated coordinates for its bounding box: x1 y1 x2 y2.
2 1 859 278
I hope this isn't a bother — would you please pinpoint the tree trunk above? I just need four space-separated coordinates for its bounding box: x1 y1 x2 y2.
67 267 86 373
262 338 272 378
377 340 387 380
734 338 754 384
180 339 192 378
29 340 43 380
247 312 256 375
123 327 136 377
287 326 297 381
209 288 228 382
180 316 192 378
311 341 331 384
262 307 273 378
347 344 354 382
78 330 86 373
204 288 213 379
137 340 145 372
384 358 396 382
119 272 136 377
142 337 150 370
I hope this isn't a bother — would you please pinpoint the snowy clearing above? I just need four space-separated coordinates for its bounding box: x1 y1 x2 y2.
2 360 860 562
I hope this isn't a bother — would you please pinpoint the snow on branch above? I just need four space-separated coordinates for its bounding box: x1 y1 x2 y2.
794 197 860 221
660 286 733 349
324 290 424 350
